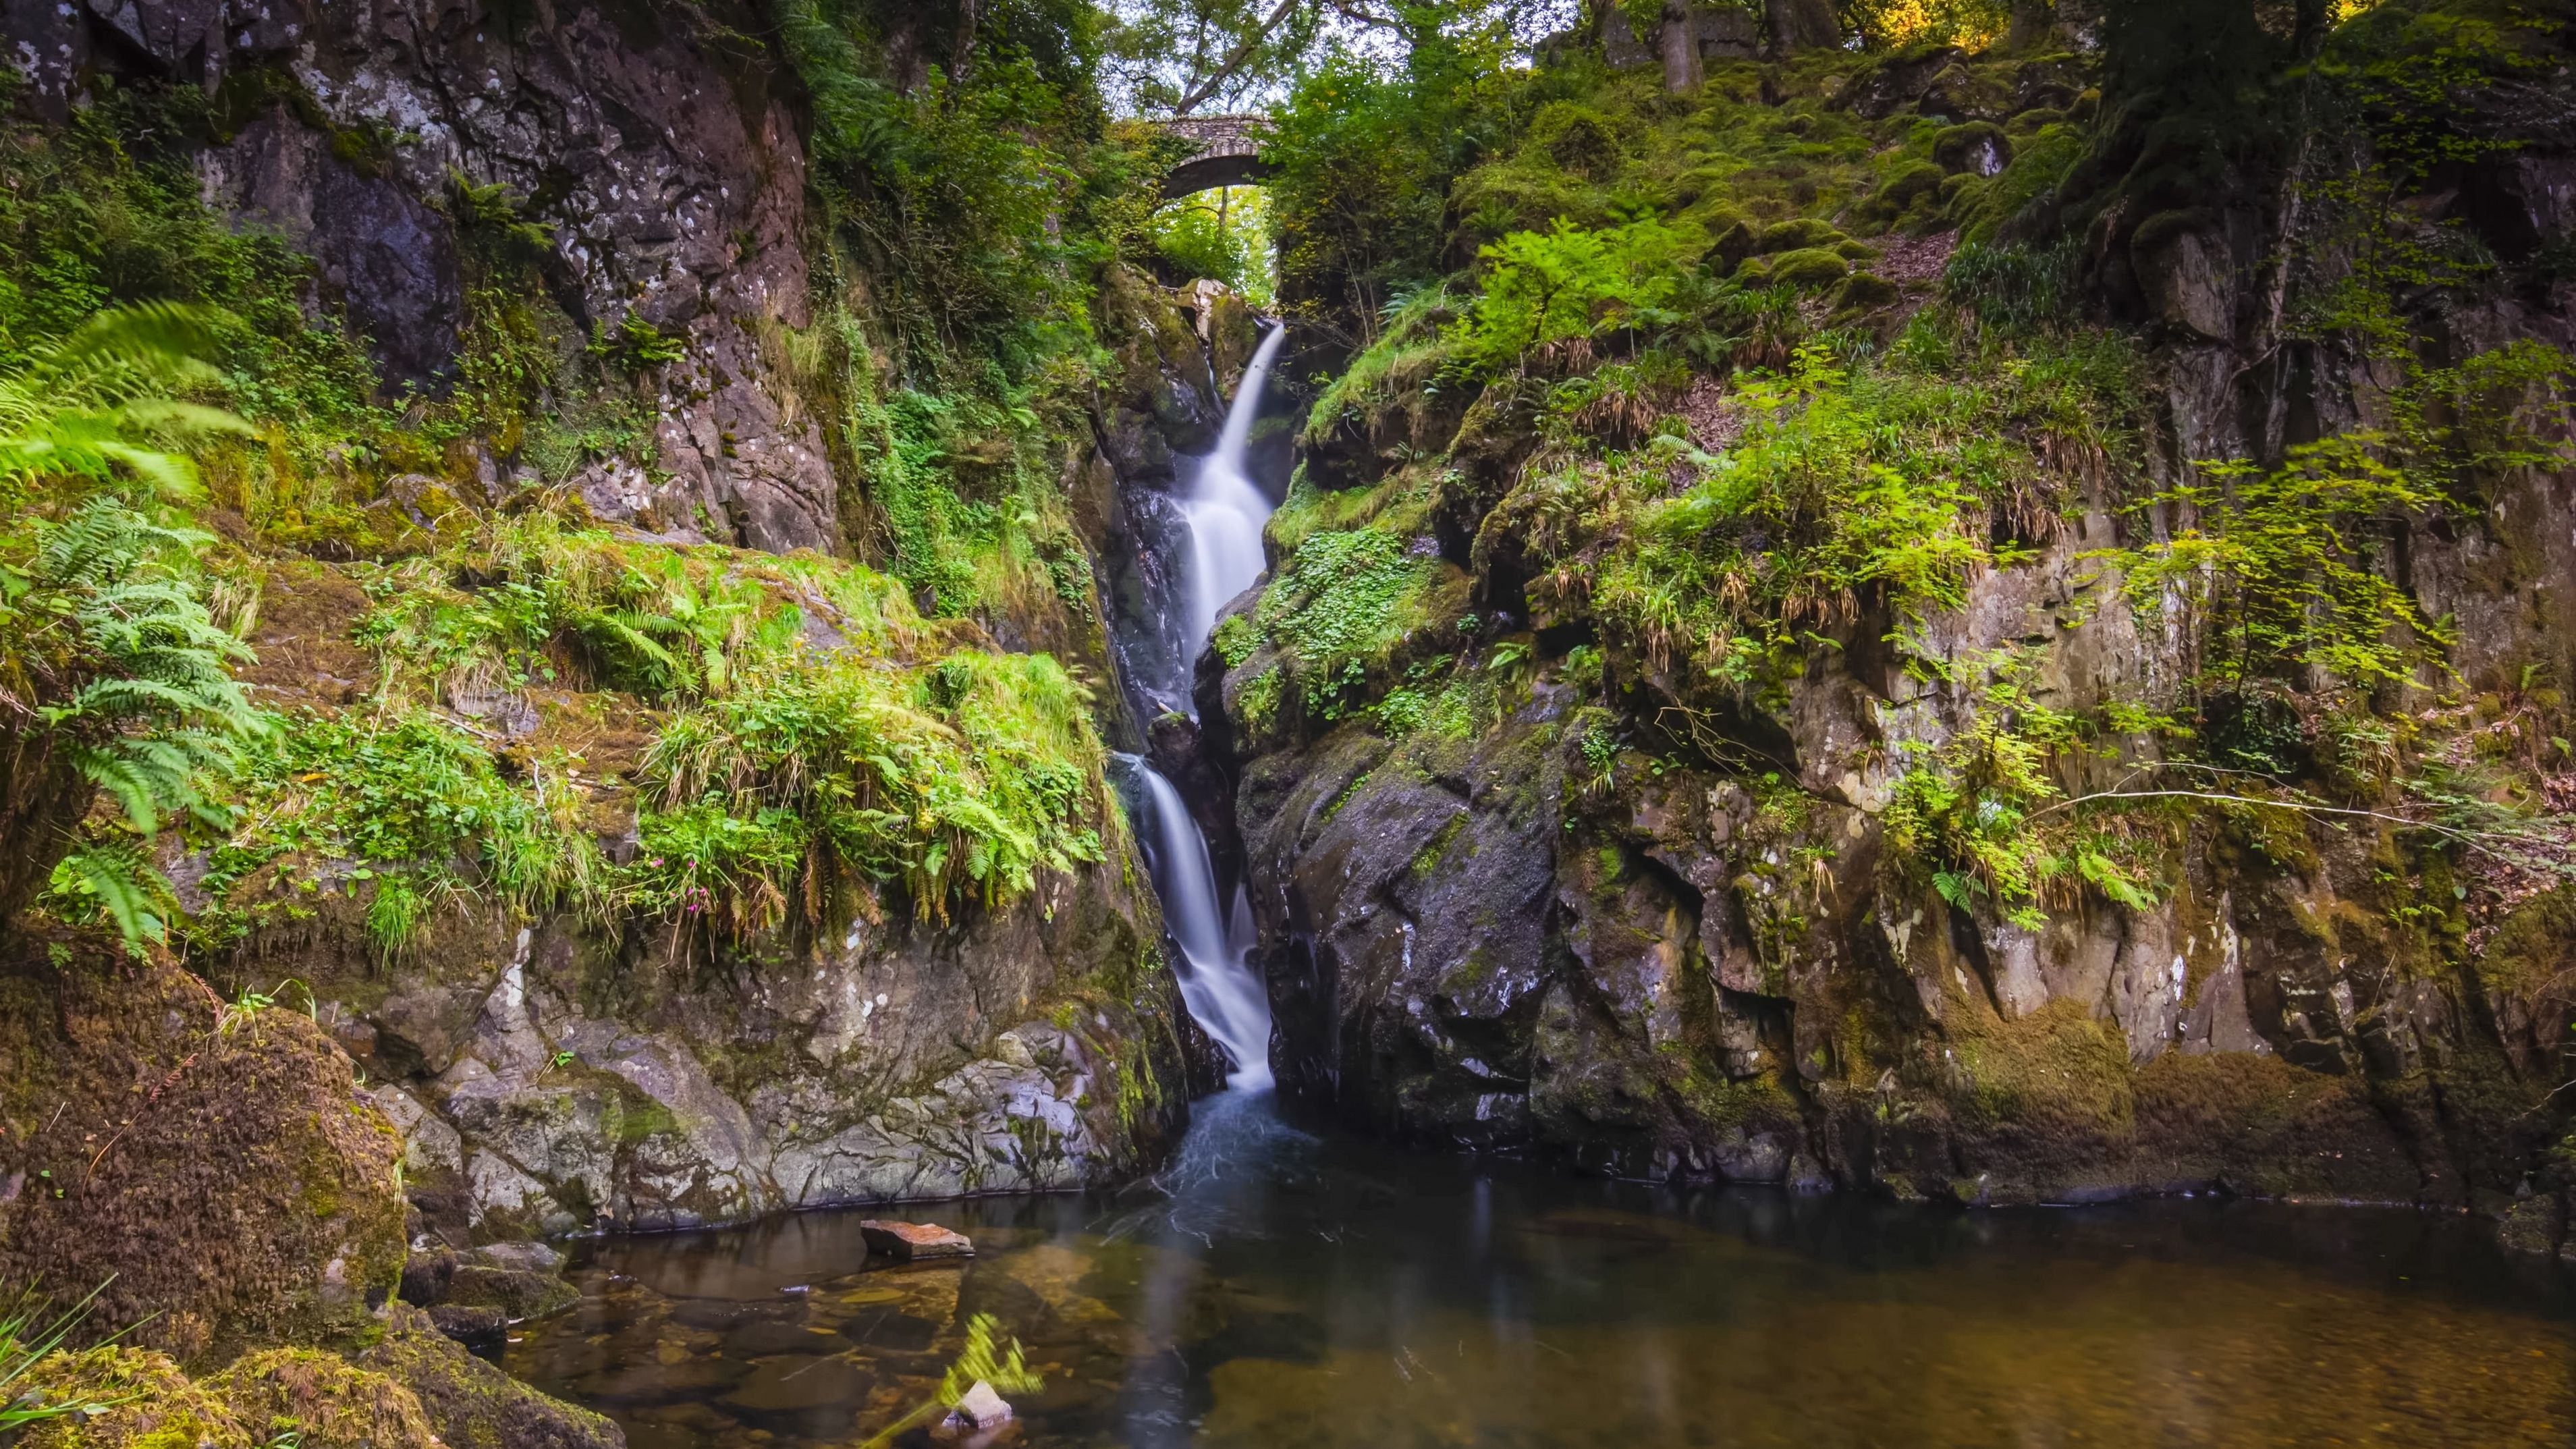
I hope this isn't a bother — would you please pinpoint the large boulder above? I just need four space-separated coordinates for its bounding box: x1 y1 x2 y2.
0 933 406 1363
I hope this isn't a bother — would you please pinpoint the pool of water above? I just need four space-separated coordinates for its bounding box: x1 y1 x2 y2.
509 1090 2576 1448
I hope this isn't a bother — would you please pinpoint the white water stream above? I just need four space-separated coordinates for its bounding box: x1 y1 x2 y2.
1180 324 1288 659
1124 758 1271 1089
1126 323 1284 1091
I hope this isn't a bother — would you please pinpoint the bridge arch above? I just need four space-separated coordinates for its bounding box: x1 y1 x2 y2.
1158 114 1273 199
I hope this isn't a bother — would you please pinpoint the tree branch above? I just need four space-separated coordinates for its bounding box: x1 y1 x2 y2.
2025 786 2563 865
1174 0 1309 115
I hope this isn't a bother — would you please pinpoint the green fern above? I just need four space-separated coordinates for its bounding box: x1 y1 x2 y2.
0 304 266 946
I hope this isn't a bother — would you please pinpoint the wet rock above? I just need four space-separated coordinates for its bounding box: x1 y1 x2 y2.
402 1245 579 1321
721 1316 842 1357
948 1379 1014 1430
2131 213 2234 343
427 1305 509 1352
2496 1192 2567 1257
860 1220 975 1261
445 1262 581 1320
357 1304 625 1448
838 1307 944 1352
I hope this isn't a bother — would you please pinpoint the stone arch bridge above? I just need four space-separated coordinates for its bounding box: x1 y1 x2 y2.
1159 114 1273 199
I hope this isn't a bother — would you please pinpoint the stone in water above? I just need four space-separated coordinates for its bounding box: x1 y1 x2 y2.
860 1219 974 1260
949 1380 1012 1429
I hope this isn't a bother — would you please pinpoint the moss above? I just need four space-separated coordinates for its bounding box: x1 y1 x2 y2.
1755 217 1844 254
1831 271 1903 315
11 1347 250 1449
353 1306 620 1449
1851 159 1949 231
1763 247 1851 291
2132 1050 2422 1201
1930 121 2008 173
2475 883 2576 1003
0 939 406 1364
207 1348 440 1449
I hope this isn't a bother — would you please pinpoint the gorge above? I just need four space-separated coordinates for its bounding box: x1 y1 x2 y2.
0 0 2573 1442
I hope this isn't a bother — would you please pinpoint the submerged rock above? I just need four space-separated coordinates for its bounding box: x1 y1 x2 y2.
948 1379 1014 1430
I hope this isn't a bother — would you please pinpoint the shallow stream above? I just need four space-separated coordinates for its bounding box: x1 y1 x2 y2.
510 1089 2576 1448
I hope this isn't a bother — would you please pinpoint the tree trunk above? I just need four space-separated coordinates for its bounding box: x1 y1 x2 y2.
1660 0 1703 93
1765 0 1840 53
2004 0 2054 50
0 729 90 939
950 0 978 80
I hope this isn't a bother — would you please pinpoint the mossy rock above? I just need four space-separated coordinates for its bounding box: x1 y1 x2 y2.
0 941 408 1362
2005 105 2067 136
1832 238 1882 261
1763 247 1851 292
1702 219 1759 275
10 1346 251 1449
1875 159 1948 205
208 1348 442 1449
441 1263 580 1319
354 1305 622 1449
1848 159 1949 233
2129 207 2214 261
1931 121 2010 175
1753 217 1843 254
1526 101 1628 181
1830 271 1902 315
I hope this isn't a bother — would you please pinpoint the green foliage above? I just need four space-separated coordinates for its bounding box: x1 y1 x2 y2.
586 313 686 373
0 304 265 946
1942 238 2081 332
1883 649 2166 928
0 86 380 435
2094 434 2453 696
0 1283 121 1432
1263 22 1526 334
1300 283 1460 447
352 514 883 705
198 710 603 955
1564 332 2139 696
857 1310 1043 1449
2095 344 2571 704
1249 526 1446 718
1453 215 1697 375
1211 611 1262 666
777 0 1143 380
1147 186 1276 306
939 1312 1043 1406
642 647 1107 928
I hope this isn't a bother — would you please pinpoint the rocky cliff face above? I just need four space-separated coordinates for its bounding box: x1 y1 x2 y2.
1206 13 2576 1249
16 0 842 550
1 0 1264 1260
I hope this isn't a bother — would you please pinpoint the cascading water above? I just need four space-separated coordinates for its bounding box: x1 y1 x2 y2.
1119 757 1271 1090
1180 324 1288 660
1117 322 1284 1093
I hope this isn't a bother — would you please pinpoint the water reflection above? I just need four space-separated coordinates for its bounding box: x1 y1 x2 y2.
512 1092 2576 1448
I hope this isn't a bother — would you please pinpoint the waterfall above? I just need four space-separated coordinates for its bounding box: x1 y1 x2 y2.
1109 323 1286 1094
1179 324 1287 661
1118 755 1272 1091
